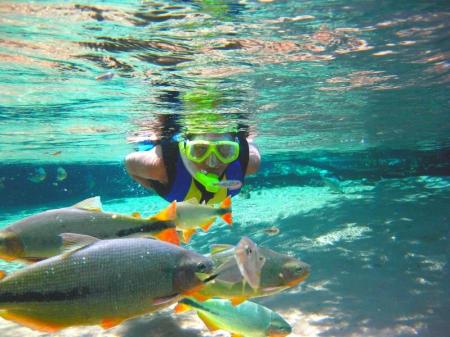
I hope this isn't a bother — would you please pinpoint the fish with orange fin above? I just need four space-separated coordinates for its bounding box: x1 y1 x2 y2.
0 196 178 263
175 297 292 337
189 238 310 306
174 196 232 243
0 235 213 332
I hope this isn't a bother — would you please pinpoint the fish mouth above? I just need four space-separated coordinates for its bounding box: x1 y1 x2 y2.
286 273 309 287
195 272 218 283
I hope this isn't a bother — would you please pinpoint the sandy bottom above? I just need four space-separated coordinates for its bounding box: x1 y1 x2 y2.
0 175 448 337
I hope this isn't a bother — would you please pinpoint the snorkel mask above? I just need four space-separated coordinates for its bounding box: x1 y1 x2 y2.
179 139 241 193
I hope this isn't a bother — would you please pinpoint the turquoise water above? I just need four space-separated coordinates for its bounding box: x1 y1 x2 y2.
0 0 449 336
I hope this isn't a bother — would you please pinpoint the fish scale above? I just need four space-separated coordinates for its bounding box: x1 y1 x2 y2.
0 238 212 331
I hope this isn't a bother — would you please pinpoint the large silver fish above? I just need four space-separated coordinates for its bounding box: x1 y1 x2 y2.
0 235 213 332
0 197 178 262
191 238 310 305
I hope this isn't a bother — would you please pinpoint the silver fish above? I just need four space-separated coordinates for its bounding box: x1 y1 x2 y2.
0 197 178 262
0 235 213 332
191 240 310 305
176 298 292 337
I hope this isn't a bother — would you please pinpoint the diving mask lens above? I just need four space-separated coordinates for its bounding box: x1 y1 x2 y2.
185 140 239 164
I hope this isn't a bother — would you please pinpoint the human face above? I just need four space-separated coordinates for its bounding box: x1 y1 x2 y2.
185 133 238 174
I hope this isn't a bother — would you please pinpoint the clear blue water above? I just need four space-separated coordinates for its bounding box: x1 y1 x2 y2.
0 1 449 336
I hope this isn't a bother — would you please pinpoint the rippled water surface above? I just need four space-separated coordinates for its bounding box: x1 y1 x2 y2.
0 1 449 337
1 0 449 162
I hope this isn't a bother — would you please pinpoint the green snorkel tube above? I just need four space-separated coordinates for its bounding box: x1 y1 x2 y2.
194 171 221 193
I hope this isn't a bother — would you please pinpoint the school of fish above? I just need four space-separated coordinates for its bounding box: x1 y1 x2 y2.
0 196 310 336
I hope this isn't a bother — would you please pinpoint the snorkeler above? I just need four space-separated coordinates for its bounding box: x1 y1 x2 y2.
125 88 260 205
125 123 260 205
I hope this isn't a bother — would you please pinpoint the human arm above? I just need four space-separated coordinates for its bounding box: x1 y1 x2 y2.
125 145 168 189
245 141 261 175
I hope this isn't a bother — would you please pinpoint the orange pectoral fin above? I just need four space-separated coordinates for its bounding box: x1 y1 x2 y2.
230 296 247 306
154 228 180 246
174 303 191 314
101 318 124 329
152 201 177 221
0 310 66 333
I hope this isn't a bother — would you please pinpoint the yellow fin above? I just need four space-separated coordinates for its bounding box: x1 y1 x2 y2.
72 196 102 211
151 201 176 221
0 310 66 333
182 229 196 243
101 317 124 329
231 334 244 337
200 218 215 232
0 270 7 280
131 212 141 219
197 312 221 332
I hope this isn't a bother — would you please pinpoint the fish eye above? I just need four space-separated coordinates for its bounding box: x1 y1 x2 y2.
196 262 208 273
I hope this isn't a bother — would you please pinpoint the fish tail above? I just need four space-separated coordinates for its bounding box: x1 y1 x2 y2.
219 196 232 225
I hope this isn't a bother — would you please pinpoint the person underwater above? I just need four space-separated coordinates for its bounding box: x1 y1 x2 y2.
125 88 260 205
126 127 260 205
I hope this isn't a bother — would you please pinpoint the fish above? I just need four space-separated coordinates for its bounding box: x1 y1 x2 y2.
176 298 292 337
321 176 344 194
175 196 232 243
0 196 178 262
190 240 310 305
56 167 67 181
263 226 280 236
27 167 46 183
234 236 266 290
95 72 114 81
0 235 213 332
